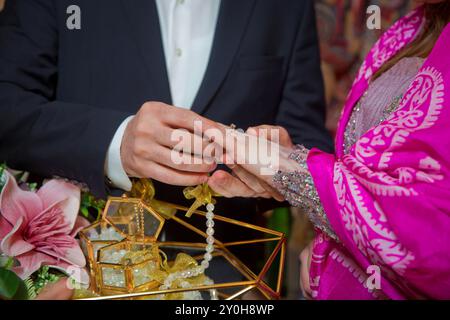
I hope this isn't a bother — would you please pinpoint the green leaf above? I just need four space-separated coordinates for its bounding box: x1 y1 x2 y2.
0 256 14 270
0 163 6 193
27 182 38 192
0 267 29 300
80 207 89 218
13 278 29 300
80 191 106 222
23 277 37 300
96 207 102 220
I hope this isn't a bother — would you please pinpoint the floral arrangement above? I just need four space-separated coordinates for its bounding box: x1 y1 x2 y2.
0 164 104 300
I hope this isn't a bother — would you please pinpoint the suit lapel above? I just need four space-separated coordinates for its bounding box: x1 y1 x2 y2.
120 0 172 104
191 0 257 114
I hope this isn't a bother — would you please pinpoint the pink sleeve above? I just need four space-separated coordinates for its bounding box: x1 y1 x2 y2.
303 7 450 300
307 66 450 299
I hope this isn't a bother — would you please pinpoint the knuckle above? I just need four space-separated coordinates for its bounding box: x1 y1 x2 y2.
195 175 208 185
278 126 289 136
157 102 170 115
184 110 199 124
140 102 151 114
133 119 149 136
176 114 190 127
131 138 149 156
133 118 143 131
126 152 139 166
129 156 143 175
131 139 141 153
146 123 158 138
154 146 166 161
142 101 157 112
134 144 148 158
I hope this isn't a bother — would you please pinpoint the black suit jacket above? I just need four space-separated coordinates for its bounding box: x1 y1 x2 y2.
0 0 332 219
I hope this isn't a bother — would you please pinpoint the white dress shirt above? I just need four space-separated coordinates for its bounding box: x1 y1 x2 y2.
105 0 221 191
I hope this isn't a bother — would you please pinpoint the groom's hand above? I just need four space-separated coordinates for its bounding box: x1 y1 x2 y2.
121 102 218 186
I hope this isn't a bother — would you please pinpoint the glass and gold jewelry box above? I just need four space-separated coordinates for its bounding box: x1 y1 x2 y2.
77 183 286 300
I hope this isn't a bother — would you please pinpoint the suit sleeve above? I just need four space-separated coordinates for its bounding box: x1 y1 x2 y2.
0 0 131 197
275 0 333 153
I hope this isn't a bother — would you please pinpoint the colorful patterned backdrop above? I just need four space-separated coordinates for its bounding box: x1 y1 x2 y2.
315 0 414 134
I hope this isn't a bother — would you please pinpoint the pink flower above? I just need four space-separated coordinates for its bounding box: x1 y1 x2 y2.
0 171 87 279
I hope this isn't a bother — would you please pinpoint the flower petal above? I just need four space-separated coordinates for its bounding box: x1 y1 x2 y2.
38 237 86 267
60 244 86 267
0 217 35 257
0 172 43 225
70 216 91 237
37 180 80 230
0 216 13 240
13 251 56 279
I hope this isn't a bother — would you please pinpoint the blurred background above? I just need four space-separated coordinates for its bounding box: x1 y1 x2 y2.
316 0 414 135
0 0 415 299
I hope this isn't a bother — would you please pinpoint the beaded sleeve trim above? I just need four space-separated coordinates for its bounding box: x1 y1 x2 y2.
273 145 339 241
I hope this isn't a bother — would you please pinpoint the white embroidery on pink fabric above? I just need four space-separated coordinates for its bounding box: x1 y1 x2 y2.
341 9 424 155
331 63 446 292
354 60 370 87
419 156 441 171
310 276 321 299
329 248 380 299
353 67 445 194
334 163 416 277
311 253 326 264
344 157 418 197
416 156 444 182
370 239 416 275
353 10 424 86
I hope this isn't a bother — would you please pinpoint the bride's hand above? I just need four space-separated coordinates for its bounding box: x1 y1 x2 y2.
300 241 313 300
207 167 275 199
208 125 292 200
246 125 294 150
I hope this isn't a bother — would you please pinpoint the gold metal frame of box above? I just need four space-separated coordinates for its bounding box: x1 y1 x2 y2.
79 197 286 300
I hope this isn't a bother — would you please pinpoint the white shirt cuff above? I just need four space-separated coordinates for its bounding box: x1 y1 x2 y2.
105 116 134 191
